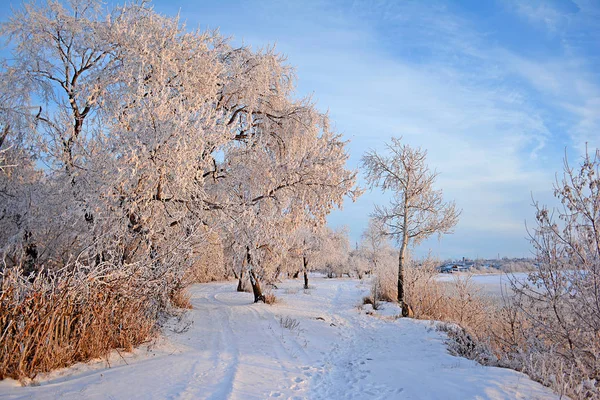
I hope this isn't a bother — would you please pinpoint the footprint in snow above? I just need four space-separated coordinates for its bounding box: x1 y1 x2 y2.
290 375 307 391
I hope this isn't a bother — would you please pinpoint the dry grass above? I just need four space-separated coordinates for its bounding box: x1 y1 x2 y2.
0 266 160 381
382 261 595 399
373 261 491 334
263 290 277 305
170 288 192 309
373 260 489 324
372 263 397 304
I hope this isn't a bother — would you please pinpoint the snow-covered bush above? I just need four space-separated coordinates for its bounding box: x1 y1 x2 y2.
437 322 496 366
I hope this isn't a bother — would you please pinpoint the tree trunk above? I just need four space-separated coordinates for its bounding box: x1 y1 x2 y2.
398 241 407 304
236 267 245 292
22 230 38 280
398 207 409 306
292 270 300 279
249 269 264 303
303 256 309 289
398 217 413 317
246 247 264 303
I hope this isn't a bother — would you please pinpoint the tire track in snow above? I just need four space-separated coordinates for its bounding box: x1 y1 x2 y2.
245 303 301 399
206 304 240 400
175 286 241 400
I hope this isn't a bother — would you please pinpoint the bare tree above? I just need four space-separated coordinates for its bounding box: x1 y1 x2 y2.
361 137 460 315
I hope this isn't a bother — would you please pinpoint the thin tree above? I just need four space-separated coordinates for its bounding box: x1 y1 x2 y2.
361 137 460 316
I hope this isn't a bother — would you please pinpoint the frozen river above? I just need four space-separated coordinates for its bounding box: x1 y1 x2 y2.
437 272 530 298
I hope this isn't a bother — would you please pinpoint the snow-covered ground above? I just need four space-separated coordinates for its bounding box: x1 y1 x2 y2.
437 272 529 298
1 276 557 400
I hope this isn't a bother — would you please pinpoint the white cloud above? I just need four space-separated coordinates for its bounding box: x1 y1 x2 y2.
512 2 569 31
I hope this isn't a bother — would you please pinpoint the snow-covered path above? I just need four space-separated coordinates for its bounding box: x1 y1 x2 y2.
1 277 558 400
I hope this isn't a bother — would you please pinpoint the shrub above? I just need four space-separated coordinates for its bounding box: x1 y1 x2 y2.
483 149 600 399
170 288 192 310
362 293 381 310
0 264 162 381
263 290 277 305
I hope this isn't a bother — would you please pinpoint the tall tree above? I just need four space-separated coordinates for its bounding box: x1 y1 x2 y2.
361 137 460 315
0 0 358 300
0 0 359 377
217 99 358 300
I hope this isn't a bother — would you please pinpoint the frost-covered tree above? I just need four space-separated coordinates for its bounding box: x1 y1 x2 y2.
319 226 351 278
288 225 324 289
348 248 369 279
1 1 231 278
360 218 388 276
0 0 357 283
215 94 357 299
0 0 359 378
361 137 460 314
510 148 600 396
285 224 350 288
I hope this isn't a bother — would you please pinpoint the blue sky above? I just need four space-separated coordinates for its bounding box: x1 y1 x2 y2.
1 0 599 259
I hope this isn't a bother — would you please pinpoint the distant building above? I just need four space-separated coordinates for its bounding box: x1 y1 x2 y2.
438 263 469 273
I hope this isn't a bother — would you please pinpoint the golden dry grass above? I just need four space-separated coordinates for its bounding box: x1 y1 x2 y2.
0 268 156 381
